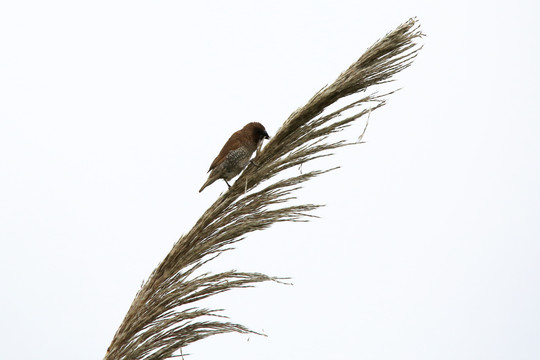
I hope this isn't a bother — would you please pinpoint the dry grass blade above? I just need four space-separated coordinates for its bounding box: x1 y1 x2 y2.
104 17 424 360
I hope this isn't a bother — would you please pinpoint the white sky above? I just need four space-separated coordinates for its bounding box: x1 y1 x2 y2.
1 1 539 359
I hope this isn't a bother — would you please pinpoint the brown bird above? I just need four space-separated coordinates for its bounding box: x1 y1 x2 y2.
199 122 270 193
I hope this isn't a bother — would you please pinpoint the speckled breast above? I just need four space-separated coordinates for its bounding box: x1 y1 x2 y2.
220 146 253 181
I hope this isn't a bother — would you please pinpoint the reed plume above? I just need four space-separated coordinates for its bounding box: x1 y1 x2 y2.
105 17 424 360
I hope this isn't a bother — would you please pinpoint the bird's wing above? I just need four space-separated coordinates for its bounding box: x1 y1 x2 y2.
208 131 244 172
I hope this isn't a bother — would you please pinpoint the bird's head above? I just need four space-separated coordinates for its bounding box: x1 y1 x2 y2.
244 122 270 143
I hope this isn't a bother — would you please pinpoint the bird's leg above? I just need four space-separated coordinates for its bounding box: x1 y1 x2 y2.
250 159 260 168
224 179 231 188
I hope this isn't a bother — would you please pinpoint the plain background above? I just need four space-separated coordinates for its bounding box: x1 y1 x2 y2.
1 1 539 359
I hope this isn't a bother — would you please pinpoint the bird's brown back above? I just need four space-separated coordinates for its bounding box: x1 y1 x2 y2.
208 130 249 172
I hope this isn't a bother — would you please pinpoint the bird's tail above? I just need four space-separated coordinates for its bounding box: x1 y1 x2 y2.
199 175 217 193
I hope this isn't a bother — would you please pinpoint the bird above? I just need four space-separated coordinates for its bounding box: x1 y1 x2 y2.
199 122 270 193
